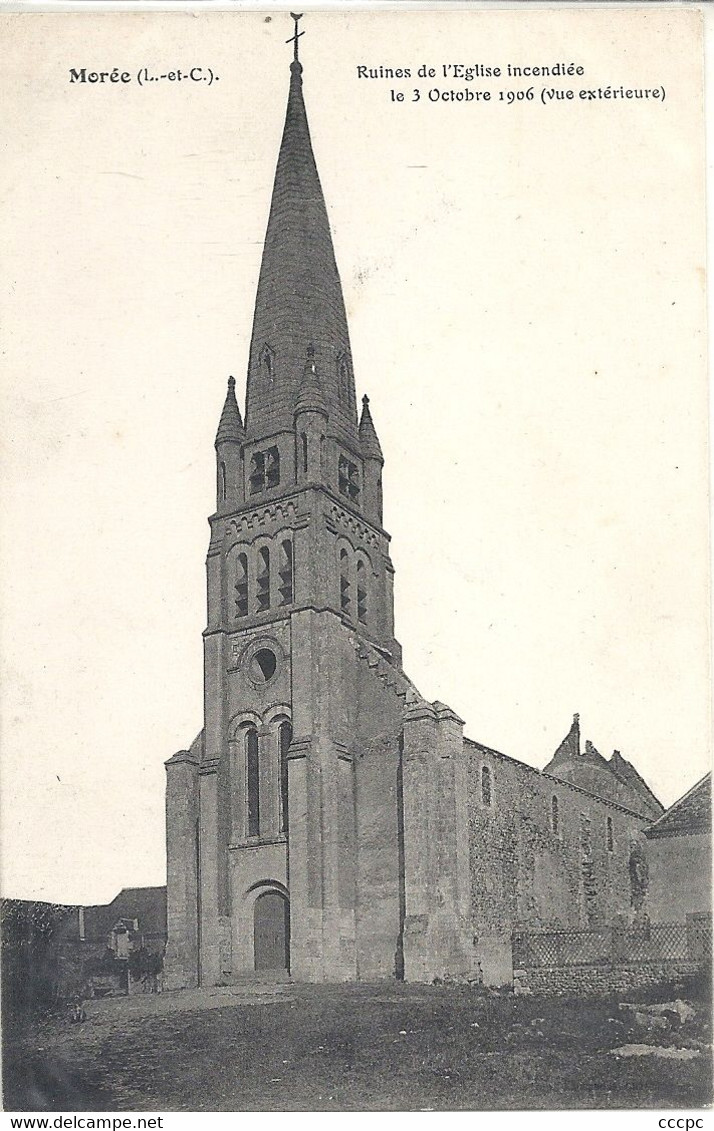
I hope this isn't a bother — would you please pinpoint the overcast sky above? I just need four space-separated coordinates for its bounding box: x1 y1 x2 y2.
1 8 708 904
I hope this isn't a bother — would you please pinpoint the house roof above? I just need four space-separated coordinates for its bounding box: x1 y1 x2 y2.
644 773 711 840
82 886 167 941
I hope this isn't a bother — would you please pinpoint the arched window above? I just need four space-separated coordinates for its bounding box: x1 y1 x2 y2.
481 765 492 807
356 559 367 625
279 721 292 834
249 446 280 494
301 433 308 476
246 728 260 837
278 539 293 606
340 548 351 615
551 795 559 836
256 547 270 612
235 552 249 618
606 815 614 852
218 461 227 502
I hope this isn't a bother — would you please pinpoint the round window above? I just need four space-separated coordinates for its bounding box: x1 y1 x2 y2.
250 648 277 683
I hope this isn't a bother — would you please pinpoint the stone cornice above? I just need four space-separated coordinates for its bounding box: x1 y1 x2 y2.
165 749 199 769
198 757 220 776
208 483 390 547
228 835 287 851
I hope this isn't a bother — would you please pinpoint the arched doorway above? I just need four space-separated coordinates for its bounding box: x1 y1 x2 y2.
253 890 290 972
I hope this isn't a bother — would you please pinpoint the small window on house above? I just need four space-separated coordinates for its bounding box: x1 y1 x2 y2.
606 815 614 852
301 433 308 475
114 927 130 960
246 728 260 837
356 558 367 625
249 446 280 494
219 461 227 502
481 765 492 807
279 721 292 834
340 548 351 615
235 552 249 618
338 455 360 503
256 546 270 612
551 795 559 836
278 539 293 606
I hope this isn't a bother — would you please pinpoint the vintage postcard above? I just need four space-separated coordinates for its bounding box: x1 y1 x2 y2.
0 6 710 1114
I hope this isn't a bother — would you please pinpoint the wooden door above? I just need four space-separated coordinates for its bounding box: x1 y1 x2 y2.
253 891 289 972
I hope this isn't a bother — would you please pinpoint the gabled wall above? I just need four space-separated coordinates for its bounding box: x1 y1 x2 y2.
465 742 653 984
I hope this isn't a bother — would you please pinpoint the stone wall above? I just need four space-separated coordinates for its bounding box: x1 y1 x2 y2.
646 832 712 923
465 740 654 983
400 700 474 984
164 747 200 990
513 962 703 997
352 637 411 981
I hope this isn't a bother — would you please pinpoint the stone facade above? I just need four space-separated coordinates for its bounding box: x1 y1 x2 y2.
644 774 711 924
164 42 669 990
464 740 657 985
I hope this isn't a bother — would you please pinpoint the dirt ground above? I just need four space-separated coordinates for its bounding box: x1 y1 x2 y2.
3 981 712 1112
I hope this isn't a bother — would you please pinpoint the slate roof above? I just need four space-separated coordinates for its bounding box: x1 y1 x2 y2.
645 773 711 840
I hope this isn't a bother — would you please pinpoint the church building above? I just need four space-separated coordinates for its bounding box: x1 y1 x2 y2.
164 33 663 991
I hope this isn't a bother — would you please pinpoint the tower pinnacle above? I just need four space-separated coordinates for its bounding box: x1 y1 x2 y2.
215 375 244 446
359 394 384 462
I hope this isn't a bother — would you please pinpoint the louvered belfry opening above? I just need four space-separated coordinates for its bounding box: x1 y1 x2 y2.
278 539 293 606
235 552 249 619
256 547 271 612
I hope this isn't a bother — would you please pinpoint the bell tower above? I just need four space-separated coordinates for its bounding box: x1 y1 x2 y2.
165 20 408 988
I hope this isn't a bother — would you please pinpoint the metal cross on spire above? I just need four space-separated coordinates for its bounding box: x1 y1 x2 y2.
286 13 304 61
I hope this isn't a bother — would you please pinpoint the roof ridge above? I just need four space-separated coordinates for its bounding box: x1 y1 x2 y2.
464 736 657 820
646 771 711 832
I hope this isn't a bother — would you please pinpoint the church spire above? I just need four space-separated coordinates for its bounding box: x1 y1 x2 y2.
244 19 357 442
